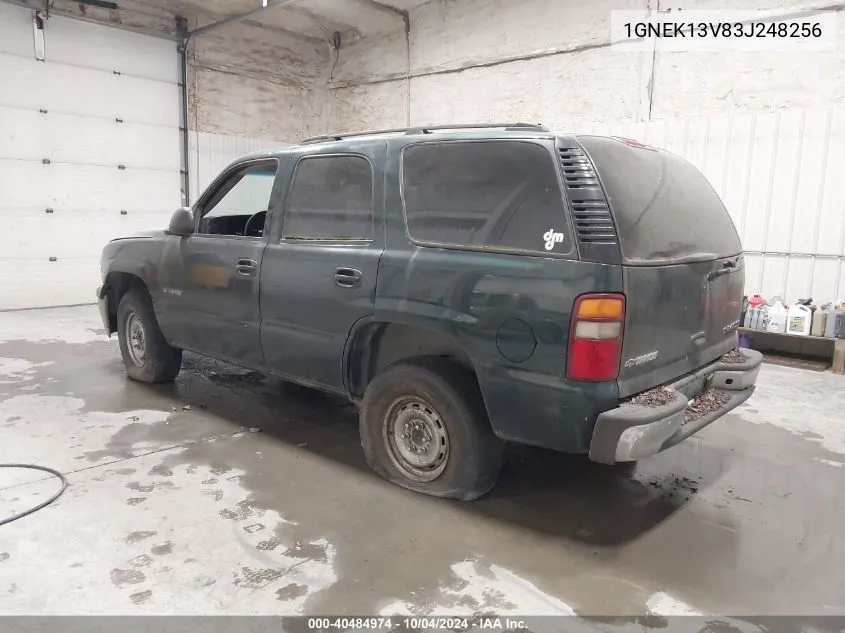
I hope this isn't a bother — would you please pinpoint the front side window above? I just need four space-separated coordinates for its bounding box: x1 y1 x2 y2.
197 161 278 237
402 141 571 255
282 155 374 241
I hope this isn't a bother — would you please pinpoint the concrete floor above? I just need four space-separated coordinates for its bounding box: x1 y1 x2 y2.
1 305 844 617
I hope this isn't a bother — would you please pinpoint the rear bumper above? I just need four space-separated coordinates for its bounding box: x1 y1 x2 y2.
589 348 763 464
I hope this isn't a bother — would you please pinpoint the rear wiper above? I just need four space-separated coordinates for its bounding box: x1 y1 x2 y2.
707 260 741 281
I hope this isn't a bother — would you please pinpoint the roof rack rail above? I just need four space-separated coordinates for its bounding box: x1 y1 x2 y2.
300 122 549 144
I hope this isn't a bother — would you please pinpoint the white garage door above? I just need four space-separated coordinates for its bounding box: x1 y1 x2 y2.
0 3 181 310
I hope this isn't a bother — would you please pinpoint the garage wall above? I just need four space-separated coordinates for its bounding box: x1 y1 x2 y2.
327 0 845 304
186 22 330 197
0 2 182 309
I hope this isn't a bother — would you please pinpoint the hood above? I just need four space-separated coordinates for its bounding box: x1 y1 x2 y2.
109 228 165 241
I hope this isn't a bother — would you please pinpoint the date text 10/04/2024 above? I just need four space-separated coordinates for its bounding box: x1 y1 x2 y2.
306 617 529 631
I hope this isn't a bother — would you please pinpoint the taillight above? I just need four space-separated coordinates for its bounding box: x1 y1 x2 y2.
567 293 625 382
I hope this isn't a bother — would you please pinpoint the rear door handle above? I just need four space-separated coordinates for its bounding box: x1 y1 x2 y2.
335 267 362 289
235 258 258 276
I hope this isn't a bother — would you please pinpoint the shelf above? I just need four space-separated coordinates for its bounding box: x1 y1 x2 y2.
739 327 838 342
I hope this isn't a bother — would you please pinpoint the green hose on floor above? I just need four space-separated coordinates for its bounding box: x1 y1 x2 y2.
0 464 68 526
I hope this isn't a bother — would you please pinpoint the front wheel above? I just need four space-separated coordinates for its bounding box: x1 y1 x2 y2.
116 288 182 383
359 358 503 500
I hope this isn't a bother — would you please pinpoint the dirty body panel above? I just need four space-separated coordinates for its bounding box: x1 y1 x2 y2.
381 135 622 452
575 135 745 399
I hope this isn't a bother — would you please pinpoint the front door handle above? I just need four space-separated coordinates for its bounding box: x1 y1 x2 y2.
235 258 258 276
335 267 362 289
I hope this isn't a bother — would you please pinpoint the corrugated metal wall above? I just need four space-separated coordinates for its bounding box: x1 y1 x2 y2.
188 132 288 205
592 109 845 305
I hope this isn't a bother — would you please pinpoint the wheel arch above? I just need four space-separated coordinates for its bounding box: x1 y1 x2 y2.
343 319 476 401
100 270 150 335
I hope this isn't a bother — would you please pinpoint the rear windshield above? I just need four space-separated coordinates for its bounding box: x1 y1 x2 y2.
577 135 742 264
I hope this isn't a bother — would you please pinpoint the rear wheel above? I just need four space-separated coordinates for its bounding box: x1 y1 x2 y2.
116 288 182 383
359 358 503 500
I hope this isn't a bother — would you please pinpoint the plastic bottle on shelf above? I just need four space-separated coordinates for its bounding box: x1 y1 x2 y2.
787 302 812 336
836 302 845 339
759 304 771 331
746 305 760 329
744 294 765 330
824 303 839 338
812 303 830 337
748 294 766 309
766 297 788 333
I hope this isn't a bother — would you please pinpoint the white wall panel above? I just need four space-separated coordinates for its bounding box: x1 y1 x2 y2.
188 131 289 204
409 0 642 74
0 259 101 310
0 0 180 310
626 109 845 303
0 162 180 213
555 110 845 302
0 2 34 57
2 210 170 260
0 107 180 171
0 53 177 126
39 13 177 82
815 111 845 258
191 67 323 142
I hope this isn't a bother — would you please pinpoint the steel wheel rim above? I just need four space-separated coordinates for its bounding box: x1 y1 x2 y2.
125 312 147 367
383 396 450 482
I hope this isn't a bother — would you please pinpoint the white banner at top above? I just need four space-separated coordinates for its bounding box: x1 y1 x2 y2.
610 8 839 52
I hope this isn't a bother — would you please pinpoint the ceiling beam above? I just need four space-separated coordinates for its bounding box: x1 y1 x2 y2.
187 0 299 39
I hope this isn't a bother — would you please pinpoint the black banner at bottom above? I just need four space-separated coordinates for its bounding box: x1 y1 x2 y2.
0 616 843 633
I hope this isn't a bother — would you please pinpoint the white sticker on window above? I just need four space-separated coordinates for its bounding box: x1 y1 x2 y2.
543 229 565 251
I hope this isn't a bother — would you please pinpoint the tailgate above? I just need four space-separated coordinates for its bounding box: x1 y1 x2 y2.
618 256 744 397
574 135 745 398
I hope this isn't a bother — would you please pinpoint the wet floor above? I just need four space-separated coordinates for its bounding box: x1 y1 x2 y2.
1 306 844 616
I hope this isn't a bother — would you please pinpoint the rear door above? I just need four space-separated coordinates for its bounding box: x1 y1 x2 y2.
576 135 745 397
259 142 384 392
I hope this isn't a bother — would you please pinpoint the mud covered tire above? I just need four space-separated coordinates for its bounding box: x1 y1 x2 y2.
360 358 504 501
116 288 182 383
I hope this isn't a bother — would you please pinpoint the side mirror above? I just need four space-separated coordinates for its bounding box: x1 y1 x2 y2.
167 207 194 236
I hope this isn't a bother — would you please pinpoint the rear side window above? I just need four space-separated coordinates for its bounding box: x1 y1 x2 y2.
401 141 572 255
282 155 374 241
577 136 742 263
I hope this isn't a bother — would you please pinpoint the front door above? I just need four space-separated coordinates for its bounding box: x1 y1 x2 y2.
166 158 280 365
260 144 385 392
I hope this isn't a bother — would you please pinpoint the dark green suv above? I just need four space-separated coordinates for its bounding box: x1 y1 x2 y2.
97 123 761 500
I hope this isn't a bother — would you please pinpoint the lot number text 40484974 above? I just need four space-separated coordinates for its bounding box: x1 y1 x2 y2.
306 617 529 631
